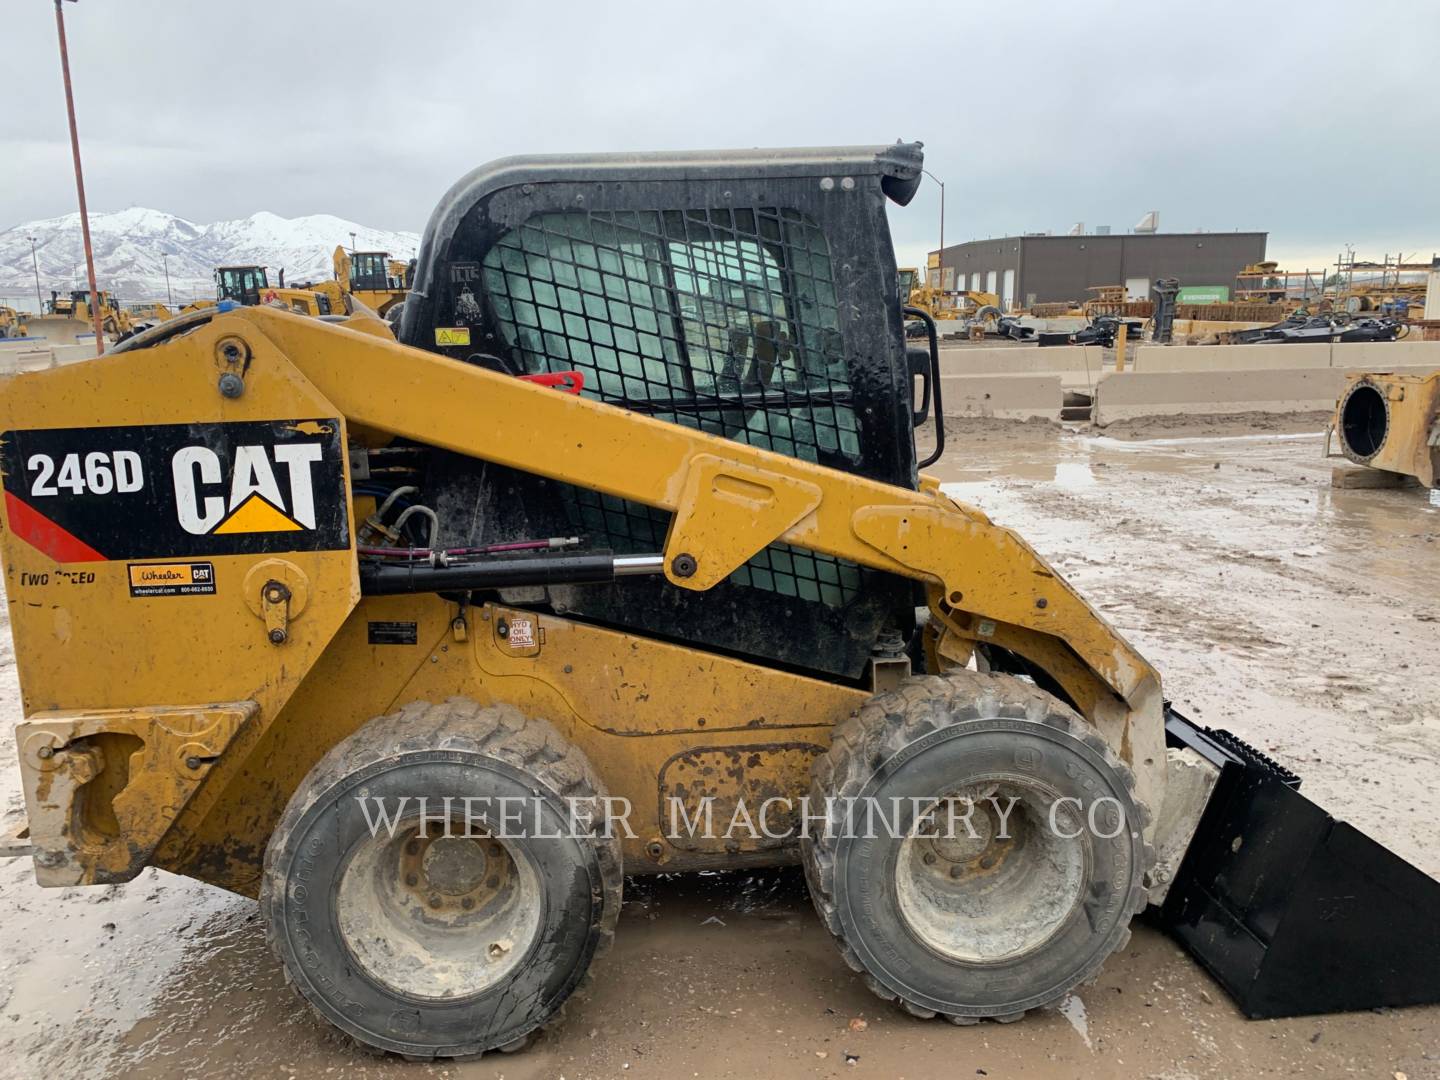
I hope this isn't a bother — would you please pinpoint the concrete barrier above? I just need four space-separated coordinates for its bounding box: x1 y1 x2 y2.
938 346 1102 377
1330 340 1440 370
939 373 1062 421
0 341 100 373
1133 340 1440 374
1093 368 1347 424
52 343 95 366
0 346 58 374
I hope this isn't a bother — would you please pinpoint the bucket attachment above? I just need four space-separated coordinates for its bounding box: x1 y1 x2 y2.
1159 709 1440 1018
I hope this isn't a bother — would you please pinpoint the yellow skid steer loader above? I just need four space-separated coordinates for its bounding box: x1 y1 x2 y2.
0 143 1435 1060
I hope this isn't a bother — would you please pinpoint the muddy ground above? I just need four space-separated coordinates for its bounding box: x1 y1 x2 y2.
1 415 1437 1080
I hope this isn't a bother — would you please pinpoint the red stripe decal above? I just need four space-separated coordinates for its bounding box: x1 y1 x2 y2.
4 491 108 562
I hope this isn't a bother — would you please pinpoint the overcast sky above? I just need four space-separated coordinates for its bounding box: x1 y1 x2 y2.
5 0 1435 274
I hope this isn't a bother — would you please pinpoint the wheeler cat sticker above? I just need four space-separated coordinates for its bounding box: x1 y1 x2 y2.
0 419 350 561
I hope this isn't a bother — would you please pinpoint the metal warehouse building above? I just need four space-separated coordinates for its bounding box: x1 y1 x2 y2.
931 230 1268 308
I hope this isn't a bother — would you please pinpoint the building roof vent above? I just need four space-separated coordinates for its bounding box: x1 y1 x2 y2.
1134 210 1159 234
1068 221 1085 236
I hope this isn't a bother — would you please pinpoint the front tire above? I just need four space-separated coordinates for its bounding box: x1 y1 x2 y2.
261 698 622 1059
802 672 1150 1024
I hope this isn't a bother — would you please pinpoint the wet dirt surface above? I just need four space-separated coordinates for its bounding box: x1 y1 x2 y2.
1 415 1437 1079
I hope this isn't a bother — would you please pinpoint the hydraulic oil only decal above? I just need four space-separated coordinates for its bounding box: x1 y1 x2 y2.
0 419 350 562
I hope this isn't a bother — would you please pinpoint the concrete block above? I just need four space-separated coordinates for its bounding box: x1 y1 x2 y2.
939 373 1062 421
1093 368 1346 424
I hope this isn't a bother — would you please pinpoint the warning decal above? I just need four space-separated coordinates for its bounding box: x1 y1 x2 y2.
435 327 471 347
0 419 350 561
128 562 216 597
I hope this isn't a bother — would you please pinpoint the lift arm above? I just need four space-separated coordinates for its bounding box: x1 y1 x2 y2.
233 306 1166 808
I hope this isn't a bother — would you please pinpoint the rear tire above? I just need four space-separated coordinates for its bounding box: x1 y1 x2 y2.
261 698 622 1059
802 672 1150 1024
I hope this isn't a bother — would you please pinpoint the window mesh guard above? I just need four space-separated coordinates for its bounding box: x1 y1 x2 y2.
479 207 864 607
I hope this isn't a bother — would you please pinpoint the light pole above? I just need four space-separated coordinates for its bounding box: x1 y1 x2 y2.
922 169 945 294
350 231 357 255
162 252 174 310
28 237 42 311
53 0 106 356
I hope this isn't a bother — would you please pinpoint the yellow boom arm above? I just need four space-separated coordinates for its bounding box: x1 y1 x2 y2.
242 307 1165 808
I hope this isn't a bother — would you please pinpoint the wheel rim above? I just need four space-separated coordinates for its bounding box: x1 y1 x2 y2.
894 779 1088 964
336 817 543 1001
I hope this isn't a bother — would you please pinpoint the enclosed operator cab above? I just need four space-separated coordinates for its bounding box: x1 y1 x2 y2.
398 143 933 681
349 251 400 292
215 265 270 306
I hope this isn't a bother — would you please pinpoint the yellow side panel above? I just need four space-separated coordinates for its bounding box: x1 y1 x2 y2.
161 598 867 893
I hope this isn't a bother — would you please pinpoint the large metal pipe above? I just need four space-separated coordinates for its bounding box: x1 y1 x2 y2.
358 552 664 596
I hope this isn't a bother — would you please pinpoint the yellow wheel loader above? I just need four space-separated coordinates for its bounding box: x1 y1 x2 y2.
0 143 1436 1060
181 265 335 318
331 245 410 318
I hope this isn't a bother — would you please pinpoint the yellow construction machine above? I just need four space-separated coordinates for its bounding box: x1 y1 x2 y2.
330 245 410 317
187 265 335 317
898 267 1001 328
1 143 1436 1060
127 300 174 322
27 289 135 343
0 306 29 339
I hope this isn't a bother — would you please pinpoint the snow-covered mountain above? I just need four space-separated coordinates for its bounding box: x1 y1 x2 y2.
0 207 420 308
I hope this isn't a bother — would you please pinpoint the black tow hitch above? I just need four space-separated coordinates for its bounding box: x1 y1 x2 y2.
1157 707 1440 1018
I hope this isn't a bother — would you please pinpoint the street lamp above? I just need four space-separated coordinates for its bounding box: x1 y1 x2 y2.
27 237 42 311
921 169 945 293
52 0 106 356
162 252 174 310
